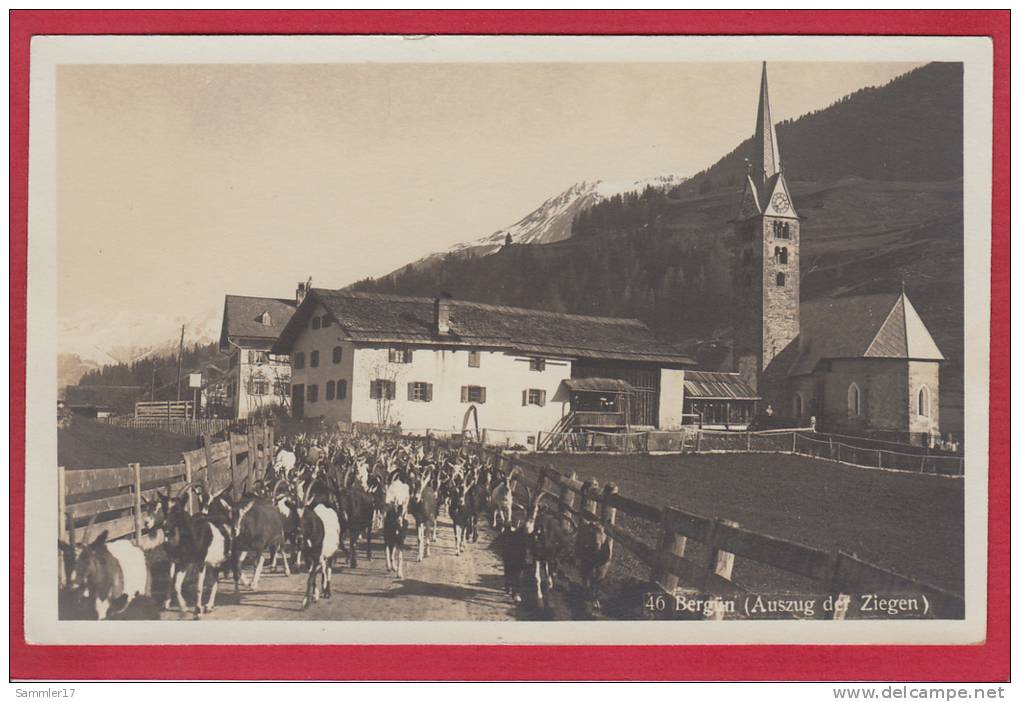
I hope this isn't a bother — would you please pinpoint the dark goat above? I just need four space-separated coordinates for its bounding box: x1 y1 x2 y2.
227 495 292 592
337 479 375 567
383 504 407 578
161 491 231 618
289 484 341 609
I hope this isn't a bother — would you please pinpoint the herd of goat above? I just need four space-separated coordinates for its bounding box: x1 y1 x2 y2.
57 432 614 620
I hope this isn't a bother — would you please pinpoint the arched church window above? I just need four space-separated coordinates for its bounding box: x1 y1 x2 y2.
776 272 786 287
779 247 789 264
793 393 804 418
848 382 861 416
917 386 930 417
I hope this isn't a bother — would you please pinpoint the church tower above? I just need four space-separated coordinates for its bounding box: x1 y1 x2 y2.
732 63 800 408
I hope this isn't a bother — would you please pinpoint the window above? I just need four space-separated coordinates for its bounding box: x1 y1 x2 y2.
326 380 335 401
307 384 319 403
273 380 290 397
776 272 786 287
523 389 547 407
408 381 433 402
468 350 481 368
529 358 546 372
258 311 272 326
917 386 930 417
461 385 486 404
247 349 268 365
322 316 331 328
847 382 861 416
335 379 347 400
310 350 320 368
370 379 396 400
388 348 413 364
293 352 305 370
249 377 269 396
311 316 321 330
332 346 343 364
773 221 791 239
793 393 804 418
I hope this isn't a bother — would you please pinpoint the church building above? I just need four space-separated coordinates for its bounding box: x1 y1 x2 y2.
731 63 945 445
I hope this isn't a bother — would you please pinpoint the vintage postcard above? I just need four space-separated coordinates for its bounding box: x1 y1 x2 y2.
24 33 992 647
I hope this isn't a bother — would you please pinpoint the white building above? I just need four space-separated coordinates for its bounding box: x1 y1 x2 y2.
219 290 301 419
272 289 694 439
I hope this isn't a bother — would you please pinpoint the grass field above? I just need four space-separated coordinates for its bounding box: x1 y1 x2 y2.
58 418 201 469
535 452 964 618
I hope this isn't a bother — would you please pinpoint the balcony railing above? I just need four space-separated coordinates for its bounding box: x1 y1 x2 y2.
573 411 626 427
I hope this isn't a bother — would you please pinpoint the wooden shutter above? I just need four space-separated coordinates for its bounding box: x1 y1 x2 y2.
522 390 528 406
387 380 396 400
461 386 469 403
407 382 415 401
426 383 433 402
388 348 397 363
370 381 379 400
539 390 547 407
479 387 486 404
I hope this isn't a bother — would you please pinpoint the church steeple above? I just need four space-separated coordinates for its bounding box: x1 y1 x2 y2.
754 62 782 188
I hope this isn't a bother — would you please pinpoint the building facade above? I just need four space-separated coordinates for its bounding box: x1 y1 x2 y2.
732 64 945 444
273 289 695 436
219 289 300 419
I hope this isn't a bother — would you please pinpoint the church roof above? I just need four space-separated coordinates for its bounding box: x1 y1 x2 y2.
274 289 695 366
754 62 782 188
788 292 944 377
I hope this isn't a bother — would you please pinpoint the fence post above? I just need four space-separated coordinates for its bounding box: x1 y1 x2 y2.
824 551 850 621
131 462 143 543
558 471 577 518
183 452 194 515
702 517 738 590
581 479 600 520
792 431 797 454
747 431 752 451
877 449 882 469
599 481 618 560
57 466 67 542
696 430 702 453
653 506 687 593
227 431 239 495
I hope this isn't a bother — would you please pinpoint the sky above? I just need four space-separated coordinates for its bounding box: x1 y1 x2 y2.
57 60 921 322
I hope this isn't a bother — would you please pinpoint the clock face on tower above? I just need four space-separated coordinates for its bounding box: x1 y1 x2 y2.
771 192 791 213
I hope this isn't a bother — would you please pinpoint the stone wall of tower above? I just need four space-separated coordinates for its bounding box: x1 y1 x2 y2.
731 214 800 412
760 215 800 393
732 218 764 394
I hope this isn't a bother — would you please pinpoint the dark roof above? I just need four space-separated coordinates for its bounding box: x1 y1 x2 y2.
788 292 944 377
220 295 297 351
274 289 695 366
563 378 636 394
683 371 759 400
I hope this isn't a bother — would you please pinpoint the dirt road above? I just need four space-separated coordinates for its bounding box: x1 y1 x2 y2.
160 513 518 621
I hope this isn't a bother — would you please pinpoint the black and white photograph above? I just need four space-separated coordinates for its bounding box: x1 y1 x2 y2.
25 35 991 645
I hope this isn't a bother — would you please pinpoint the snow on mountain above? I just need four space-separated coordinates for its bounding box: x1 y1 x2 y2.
423 173 687 263
59 305 222 368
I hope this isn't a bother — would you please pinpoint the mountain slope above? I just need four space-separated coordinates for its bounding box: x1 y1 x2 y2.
352 62 964 433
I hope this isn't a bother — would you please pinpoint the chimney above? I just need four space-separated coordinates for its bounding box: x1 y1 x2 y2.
296 282 307 305
434 292 453 336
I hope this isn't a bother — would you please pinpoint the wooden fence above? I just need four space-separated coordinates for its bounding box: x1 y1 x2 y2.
135 400 194 419
98 416 241 437
58 424 274 545
447 439 965 620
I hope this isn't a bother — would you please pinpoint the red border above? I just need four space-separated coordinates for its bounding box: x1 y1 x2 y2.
10 10 1009 681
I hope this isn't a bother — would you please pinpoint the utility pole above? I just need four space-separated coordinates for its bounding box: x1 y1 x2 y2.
175 324 185 403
